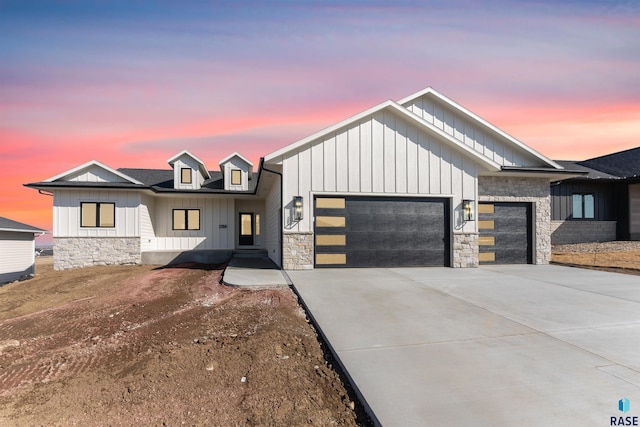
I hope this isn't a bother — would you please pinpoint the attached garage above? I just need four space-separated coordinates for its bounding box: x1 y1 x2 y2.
314 196 450 268
478 202 532 264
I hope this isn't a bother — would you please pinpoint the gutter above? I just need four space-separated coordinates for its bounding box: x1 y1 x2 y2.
260 158 284 269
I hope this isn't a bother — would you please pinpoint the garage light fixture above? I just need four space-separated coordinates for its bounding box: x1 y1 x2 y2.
293 196 303 221
462 199 474 222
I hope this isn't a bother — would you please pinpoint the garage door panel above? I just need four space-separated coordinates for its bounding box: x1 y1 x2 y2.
479 202 532 265
315 196 450 268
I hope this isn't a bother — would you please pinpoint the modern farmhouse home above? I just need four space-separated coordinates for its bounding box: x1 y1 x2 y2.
27 87 580 270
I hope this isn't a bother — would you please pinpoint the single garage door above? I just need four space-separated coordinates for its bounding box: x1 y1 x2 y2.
478 202 532 264
314 196 450 268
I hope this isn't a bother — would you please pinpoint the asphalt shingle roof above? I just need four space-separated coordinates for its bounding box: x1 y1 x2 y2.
0 216 45 233
553 161 620 180
579 147 640 179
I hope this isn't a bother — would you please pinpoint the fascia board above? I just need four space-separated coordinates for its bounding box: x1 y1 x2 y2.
399 87 562 170
43 160 144 185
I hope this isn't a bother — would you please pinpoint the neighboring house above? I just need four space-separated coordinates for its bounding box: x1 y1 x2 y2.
551 147 640 244
27 87 580 270
0 216 46 283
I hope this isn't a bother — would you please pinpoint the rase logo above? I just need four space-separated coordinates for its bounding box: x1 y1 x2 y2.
611 398 638 426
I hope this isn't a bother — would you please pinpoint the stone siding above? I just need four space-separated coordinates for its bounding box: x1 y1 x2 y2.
54 237 141 270
551 221 616 245
478 176 551 264
283 232 314 270
453 233 479 268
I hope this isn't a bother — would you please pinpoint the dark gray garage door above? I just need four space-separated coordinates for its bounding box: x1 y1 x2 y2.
314 196 450 268
478 202 532 264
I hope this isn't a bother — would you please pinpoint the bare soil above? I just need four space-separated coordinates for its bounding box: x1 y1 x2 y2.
552 241 640 275
0 258 362 426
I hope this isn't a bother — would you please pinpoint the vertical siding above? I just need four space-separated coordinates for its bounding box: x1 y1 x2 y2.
279 108 478 233
66 166 128 183
53 190 140 237
0 231 35 283
140 194 155 251
629 184 640 238
404 95 542 167
550 181 616 221
153 197 235 250
264 177 282 266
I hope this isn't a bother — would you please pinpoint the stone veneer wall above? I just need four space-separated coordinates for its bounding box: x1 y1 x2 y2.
478 176 551 265
282 232 314 270
54 237 141 270
453 233 479 268
551 220 616 245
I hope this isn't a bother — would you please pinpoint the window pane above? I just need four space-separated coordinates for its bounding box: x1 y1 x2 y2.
241 214 252 236
81 203 97 227
181 168 192 184
231 169 242 185
572 194 583 219
187 209 200 230
173 210 186 230
255 213 260 236
584 194 594 219
99 203 115 227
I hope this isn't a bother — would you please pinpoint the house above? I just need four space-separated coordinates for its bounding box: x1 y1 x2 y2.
27 87 581 270
551 147 640 244
0 216 46 284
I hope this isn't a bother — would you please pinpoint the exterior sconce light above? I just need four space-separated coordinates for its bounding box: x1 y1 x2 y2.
293 196 303 221
462 199 474 222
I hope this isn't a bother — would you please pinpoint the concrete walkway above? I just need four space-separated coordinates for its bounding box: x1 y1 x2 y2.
222 257 288 288
288 265 640 426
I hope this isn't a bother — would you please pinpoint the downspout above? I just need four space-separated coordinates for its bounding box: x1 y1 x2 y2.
260 158 284 268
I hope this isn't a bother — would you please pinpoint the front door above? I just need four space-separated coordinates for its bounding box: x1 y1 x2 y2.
239 212 254 246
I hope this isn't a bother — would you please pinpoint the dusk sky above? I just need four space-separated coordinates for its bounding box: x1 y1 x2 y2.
1 0 639 236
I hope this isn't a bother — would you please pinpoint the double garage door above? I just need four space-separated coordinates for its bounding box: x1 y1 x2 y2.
314 196 450 268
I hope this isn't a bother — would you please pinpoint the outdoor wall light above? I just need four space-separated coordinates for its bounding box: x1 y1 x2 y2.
293 196 303 221
462 199 474 222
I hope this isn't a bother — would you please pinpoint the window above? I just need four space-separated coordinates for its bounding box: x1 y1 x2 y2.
173 209 200 230
231 169 242 185
181 168 192 184
81 202 115 228
572 194 594 219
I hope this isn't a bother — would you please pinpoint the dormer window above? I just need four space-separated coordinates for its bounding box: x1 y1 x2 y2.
181 168 192 184
231 169 242 185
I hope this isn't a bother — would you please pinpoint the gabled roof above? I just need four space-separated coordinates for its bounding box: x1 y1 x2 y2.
43 160 144 185
553 161 620 180
264 99 502 172
167 150 211 180
118 169 258 193
579 147 640 179
399 87 562 170
0 216 46 234
218 152 254 175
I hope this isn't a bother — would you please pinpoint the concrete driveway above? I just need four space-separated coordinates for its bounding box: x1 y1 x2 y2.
288 265 640 426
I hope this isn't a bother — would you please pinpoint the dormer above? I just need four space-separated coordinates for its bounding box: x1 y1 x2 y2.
167 150 211 190
219 152 253 191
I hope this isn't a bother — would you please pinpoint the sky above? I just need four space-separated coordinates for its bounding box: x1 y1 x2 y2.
1 0 639 237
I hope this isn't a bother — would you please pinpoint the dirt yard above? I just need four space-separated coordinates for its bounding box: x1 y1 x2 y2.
552 241 640 275
0 258 363 426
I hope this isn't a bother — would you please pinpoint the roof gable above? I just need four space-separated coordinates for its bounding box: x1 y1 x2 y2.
43 160 143 185
399 87 561 169
264 99 501 172
167 150 211 179
219 152 254 174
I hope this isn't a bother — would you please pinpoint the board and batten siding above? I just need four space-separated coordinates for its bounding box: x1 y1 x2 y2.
140 194 156 251
172 157 205 190
152 197 235 251
403 95 542 168
63 165 129 183
630 183 640 240
264 173 282 266
0 231 36 283
281 109 477 233
53 190 140 237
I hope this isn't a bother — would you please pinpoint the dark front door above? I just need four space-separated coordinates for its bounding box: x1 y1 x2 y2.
239 212 254 246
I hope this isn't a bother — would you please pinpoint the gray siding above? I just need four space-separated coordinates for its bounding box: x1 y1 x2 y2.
630 183 640 240
551 181 616 221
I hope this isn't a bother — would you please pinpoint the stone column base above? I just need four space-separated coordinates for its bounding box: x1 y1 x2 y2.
453 233 479 268
282 232 314 270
